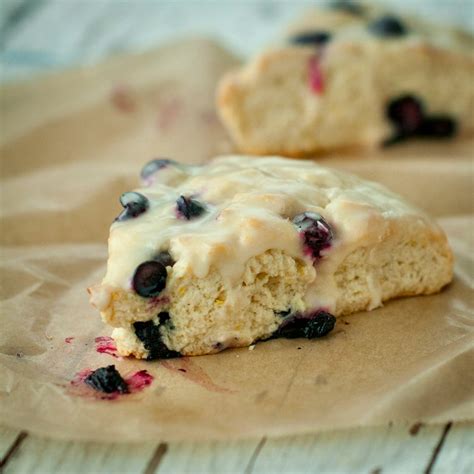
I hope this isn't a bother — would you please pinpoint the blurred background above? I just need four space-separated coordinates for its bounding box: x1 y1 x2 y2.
1 0 473 84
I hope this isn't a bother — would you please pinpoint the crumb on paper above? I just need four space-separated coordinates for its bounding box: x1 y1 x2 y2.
409 421 425 436
249 344 256 351
45 333 53 341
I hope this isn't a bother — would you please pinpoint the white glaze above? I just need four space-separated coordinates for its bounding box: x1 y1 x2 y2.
101 155 427 313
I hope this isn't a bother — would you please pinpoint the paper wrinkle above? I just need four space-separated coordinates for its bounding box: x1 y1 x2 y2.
0 38 473 442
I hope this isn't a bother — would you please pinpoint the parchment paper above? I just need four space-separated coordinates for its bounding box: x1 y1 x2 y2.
0 38 473 442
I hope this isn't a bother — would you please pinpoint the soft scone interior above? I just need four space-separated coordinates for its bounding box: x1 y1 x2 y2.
89 156 453 359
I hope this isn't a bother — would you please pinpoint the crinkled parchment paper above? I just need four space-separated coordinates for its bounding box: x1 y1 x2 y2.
0 38 473 442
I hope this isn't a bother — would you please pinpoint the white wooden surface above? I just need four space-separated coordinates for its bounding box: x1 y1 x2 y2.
1 0 473 83
1 422 473 473
1 1 473 472
431 424 474 474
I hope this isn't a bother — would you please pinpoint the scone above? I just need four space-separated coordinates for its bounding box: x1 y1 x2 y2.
217 2 474 156
88 156 453 359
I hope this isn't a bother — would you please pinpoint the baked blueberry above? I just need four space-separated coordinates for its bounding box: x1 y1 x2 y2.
302 311 336 338
329 1 364 16
134 319 181 360
418 117 457 138
289 31 332 46
176 195 206 220
115 192 149 222
292 212 333 260
387 95 424 135
154 250 175 268
84 365 128 394
275 311 336 339
140 158 175 180
132 261 167 298
369 16 407 37
158 311 171 324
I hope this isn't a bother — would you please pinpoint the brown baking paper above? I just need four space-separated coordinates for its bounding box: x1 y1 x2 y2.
1 38 473 442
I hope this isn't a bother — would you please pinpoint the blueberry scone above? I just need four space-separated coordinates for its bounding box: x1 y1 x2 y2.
88 156 453 359
217 1 474 155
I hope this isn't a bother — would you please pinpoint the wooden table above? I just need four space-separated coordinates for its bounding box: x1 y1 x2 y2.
1 422 472 473
1 1 473 472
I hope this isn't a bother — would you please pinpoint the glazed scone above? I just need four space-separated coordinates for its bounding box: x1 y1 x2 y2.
217 2 474 155
88 156 453 359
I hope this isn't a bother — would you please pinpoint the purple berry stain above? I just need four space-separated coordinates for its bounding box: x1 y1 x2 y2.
292 212 333 260
176 195 206 220
95 336 119 358
132 261 167 298
308 55 324 95
110 84 136 113
126 370 154 391
115 192 149 222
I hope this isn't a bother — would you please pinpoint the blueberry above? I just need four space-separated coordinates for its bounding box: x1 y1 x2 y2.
132 261 167 298
289 31 332 46
176 195 206 220
369 16 407 37
418 117 457 138
387 95 424 135
158 311 171 324
154 250 175 268
292 212 333 260
329 1 364 16
275 311 336 339
84 365 128 394
134 318 181 360
302 311 337 338
140 158 175 180
385 96 457 145
115 192 149 222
